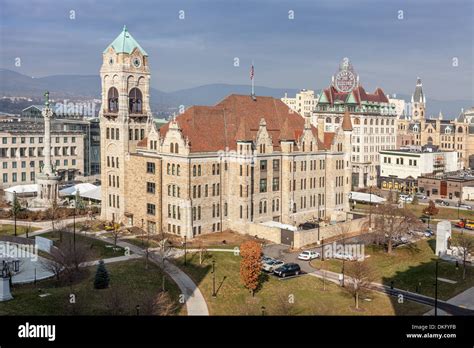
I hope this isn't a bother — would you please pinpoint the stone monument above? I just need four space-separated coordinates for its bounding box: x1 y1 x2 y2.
0 277 13 301
436 220 452 256
34 91 61 207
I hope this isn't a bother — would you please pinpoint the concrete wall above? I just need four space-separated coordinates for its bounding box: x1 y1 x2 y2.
293 217 369 249
247 223 282 244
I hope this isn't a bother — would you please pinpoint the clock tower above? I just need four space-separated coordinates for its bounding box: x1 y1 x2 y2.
332 57 359 93
100 26 151 222
411 77 426 121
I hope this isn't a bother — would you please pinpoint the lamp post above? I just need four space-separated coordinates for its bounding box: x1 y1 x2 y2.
321 237 325 261
73 204 76 252
184 235 187 266
434 255 439 316
261 306 265 316
136 304 140 316
341 259 345 287
13 191 17 237
212 259 216 298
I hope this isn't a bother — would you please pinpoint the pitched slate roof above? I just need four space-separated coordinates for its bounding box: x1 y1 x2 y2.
159 94 330 153
103 26 148 56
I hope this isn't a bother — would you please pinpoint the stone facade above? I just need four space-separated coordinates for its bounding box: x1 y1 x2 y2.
99 28 353 239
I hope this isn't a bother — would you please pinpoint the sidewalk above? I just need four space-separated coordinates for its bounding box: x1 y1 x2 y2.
32 228 209 316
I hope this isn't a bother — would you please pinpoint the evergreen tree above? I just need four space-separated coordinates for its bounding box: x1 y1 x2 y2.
11 195 21 217
94 260 110 289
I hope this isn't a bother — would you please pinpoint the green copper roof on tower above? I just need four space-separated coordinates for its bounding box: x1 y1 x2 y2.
103 26 148 56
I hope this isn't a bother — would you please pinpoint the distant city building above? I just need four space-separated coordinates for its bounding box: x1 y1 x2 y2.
0 120 85 189
379 146 459 193
397 78 474 169
20 104 100 176
281 89 317 118
311 57 398 188
418 170 474 200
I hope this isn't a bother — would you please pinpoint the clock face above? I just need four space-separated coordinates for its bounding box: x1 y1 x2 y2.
334 70 356 92
133 57 141 68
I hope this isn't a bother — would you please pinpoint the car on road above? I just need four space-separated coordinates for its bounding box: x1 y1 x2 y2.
456 203 472 210
435 199 449 206
298 222 318 230
424 229 434 237
262 259 285 272
273 263 301 278
297 250 320 260
415 193 427 200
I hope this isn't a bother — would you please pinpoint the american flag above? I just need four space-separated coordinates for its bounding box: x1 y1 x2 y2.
250 64 254 80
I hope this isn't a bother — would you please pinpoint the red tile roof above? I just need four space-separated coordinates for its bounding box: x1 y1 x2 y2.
159 94 329 153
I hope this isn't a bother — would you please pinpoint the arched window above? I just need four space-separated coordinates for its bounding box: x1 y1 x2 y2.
170 143 174 153
335 117 340 124
354 118 360 125
364 119 368 125
427 136 433 145
128 88 143 113
458 126 463 133
108 87 119 113
325 117 332 123
175 143 179 153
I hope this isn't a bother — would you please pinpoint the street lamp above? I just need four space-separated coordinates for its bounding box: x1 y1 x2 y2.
73 203 76 252
341 259 345 287
184 235 187 266
136 304 140 316
321 237 325 261
261 306 265 316
13 191 17 237
434 256 439 316
212 259 216 298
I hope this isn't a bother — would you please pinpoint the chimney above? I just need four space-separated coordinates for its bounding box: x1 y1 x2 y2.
317 117 325 143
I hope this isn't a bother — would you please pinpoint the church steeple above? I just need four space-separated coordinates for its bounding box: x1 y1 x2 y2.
411 77 426 121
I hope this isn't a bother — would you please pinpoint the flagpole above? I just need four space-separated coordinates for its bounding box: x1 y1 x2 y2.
251 60 255 96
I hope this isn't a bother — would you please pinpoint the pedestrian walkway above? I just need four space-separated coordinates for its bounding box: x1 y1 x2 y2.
424 286 474 316
31 227 209 316
80 254 142 267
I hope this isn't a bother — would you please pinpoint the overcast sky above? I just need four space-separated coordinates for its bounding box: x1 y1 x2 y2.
1 0 473 100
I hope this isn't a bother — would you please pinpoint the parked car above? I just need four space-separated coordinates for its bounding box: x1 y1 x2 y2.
424 229 434 237
262 259 285 272
261 255 273 264
415 193 427 200
456 203 472 210
297 250 320 260
399 195 413 203
299 222 318 230
435 199 449 206
273 263 301 278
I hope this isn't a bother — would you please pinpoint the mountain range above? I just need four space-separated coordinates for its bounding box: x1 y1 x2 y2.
1 68 471 118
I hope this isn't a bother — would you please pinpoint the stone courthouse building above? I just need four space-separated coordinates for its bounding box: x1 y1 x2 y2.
100 27 353 238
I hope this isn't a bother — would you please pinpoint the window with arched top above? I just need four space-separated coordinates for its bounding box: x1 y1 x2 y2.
364 119 368 125
175 143 179 153
128 88 143 113
354 118 360 125
170 143 174 153
335 117 340 124
458 127 463 133
427 136 433 145
108 87 119 113
325 117 332 123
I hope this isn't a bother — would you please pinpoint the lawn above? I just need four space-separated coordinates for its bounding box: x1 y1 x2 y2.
354 202 474 221
310 238 474 301
0 259 185 316
174 251 429 315
38 230 127 261
0 224 40 236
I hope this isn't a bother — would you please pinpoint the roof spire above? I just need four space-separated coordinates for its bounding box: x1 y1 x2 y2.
342 108 353 131
123 25 127 32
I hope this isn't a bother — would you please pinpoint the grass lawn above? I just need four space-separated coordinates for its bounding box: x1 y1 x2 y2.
174 251 429 315
0 259 185 316
354 202 474 221
0 224 40 236
311 238 474 301
38 230 127 261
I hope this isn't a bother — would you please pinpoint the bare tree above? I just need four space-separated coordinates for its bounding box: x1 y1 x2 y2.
373 202 421 253
40 240 90 283
453 234 474 280
141 291 176 316
345 261 375 310
155 235 174 291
